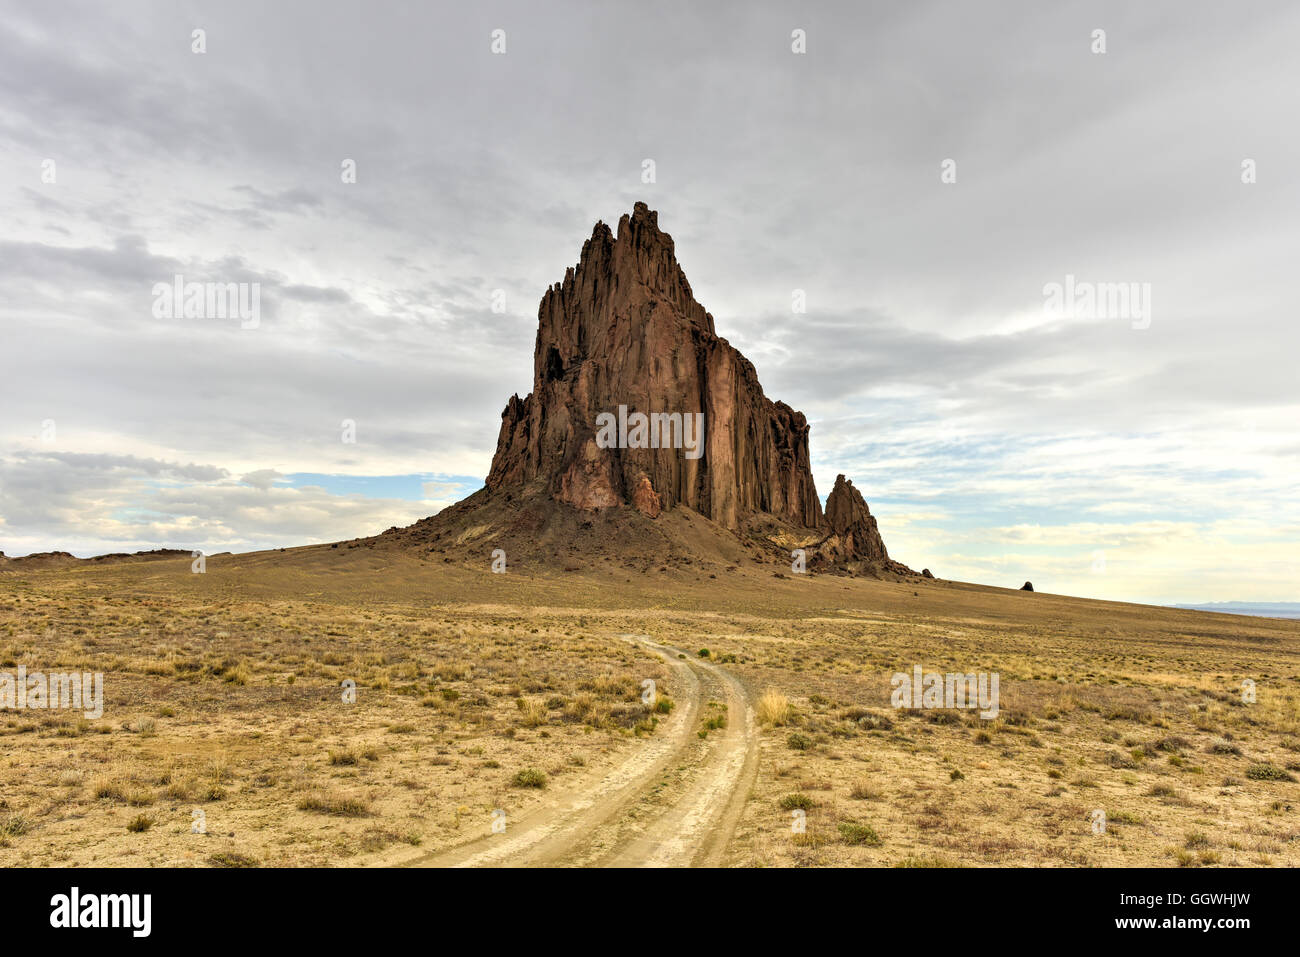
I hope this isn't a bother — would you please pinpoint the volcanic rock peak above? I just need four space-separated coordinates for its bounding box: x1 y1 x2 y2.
485 202 898 568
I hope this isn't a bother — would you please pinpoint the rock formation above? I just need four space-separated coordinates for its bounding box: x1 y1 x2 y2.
458 203 906 571
818 474 889 563
487 202 822 533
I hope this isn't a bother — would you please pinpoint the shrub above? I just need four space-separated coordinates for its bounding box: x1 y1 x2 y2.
92 778 125 802
513 768 547 789
838 822 882 846
778 792 815 811
1246 763 1295 782
894 856 960 868
209 851 259 868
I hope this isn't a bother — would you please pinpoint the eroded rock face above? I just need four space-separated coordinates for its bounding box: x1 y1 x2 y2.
818 474 889 563
630 475 662 518
487 202 822 531
481 203 902 569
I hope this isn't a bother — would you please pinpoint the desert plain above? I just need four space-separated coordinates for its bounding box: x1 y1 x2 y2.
1 536 1296 869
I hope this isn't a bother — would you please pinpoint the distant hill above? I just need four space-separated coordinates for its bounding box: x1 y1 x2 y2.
0 548 191 570
1172 602 1300 620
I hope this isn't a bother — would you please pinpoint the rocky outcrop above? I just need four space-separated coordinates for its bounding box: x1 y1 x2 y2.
816 474 889 563
488 202 821 532
630 475 662 518
480 202 903 570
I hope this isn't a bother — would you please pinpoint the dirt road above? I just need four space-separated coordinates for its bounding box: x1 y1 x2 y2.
394 633 758 868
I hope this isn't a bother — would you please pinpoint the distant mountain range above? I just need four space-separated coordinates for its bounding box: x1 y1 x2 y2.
1173 602 1300 620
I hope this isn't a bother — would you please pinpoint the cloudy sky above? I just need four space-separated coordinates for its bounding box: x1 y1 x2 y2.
2 0 1297 605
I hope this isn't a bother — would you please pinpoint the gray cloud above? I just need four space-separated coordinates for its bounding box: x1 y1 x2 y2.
1 0 1297 603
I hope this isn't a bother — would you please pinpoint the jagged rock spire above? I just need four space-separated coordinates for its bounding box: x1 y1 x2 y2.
485 203 893 566
822 474 889 562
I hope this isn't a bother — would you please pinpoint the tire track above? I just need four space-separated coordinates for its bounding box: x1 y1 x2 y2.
391 634 758 868
590 636 758 868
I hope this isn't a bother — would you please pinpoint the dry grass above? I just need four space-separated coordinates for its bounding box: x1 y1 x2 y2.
757 690 793 727
721 598 1300 867
1 542 1297 867
0 557 674 866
